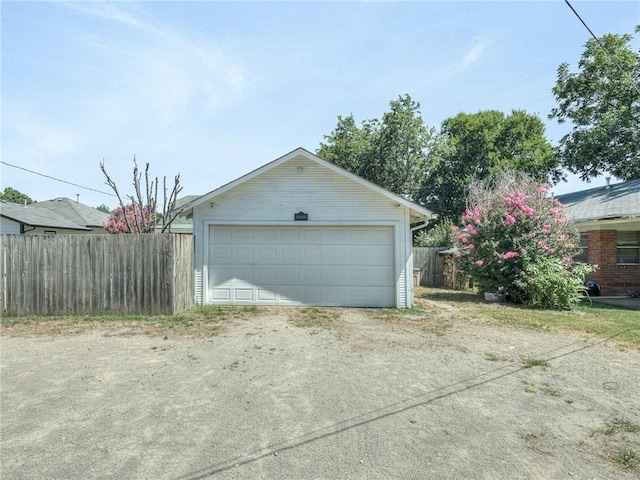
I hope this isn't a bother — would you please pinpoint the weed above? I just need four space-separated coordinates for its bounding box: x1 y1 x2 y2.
522 380 536 393
612 449 639 470
521 357 551 369
602 418 640 436
242 306 259 313
484 352 509 362
224 360 239 370
288 308 340 328
540 384 562 397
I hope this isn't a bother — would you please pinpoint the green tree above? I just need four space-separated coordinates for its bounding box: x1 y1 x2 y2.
0 187 34 205
96 204 110 213
550 26 640 181
318 94 435 201
419 110 559 222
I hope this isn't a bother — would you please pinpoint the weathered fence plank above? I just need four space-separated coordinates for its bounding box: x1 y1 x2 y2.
0 234 194 317
412 247 446 287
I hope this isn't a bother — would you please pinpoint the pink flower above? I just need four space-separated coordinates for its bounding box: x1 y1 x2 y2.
468 244 475 250
460 236 468 244
475 260 484 266
498 286 504 293
504 213 516 226
530 232 536 238
503 251 519 260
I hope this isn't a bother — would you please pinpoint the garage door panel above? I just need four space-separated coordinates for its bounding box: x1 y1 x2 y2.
234 289 253 301
302 249 323 263
235 248 253 261
257 248 278 262
208 226 395 307
257 289 276 301
258 229 278 242
214 228 233 242
211 288 231 301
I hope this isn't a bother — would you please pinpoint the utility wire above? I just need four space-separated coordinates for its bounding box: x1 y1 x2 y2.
563 0 640 97
0 160 116 196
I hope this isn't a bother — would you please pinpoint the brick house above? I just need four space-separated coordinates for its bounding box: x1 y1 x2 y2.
556 178 640 296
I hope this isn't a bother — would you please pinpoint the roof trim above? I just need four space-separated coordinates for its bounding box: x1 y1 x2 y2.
184 147 434 220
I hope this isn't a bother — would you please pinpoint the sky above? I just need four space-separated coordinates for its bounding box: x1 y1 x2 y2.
2 0 639 209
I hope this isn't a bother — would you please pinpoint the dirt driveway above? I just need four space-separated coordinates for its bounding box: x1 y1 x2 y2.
2 306 639 479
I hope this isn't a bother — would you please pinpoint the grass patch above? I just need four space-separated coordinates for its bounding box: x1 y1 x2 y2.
521 357 551 369
0 314 186 325
288 307 340 329
371 304 450 336
415 287 640 349
375 305 428 317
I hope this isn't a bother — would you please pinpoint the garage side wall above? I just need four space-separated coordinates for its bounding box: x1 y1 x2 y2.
193 155 411 307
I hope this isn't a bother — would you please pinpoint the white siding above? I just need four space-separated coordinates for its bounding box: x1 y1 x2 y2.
193 155 412 307
0 217 21 235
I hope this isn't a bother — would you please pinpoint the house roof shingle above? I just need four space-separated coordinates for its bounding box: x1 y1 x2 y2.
555 178 640 224
0 201 90 230
31 197 109 227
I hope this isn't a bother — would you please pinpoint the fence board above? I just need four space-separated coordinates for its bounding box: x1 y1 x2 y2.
0 234 194 317
413 247 446 287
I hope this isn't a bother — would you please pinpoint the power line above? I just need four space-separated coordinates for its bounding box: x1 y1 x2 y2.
0 160 116 196
563 0 640 97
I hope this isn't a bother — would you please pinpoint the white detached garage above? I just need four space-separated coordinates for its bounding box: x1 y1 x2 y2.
185 148 434 308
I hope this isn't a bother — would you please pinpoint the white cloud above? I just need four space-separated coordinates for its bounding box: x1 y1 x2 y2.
427 35 493 84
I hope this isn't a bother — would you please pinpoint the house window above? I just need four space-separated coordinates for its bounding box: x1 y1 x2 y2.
617 231 640 264
575 233 588 263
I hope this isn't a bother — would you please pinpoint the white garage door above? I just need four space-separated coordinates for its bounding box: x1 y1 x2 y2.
207 226 395 307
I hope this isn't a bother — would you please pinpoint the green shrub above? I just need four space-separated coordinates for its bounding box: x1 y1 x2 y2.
414 218 455 247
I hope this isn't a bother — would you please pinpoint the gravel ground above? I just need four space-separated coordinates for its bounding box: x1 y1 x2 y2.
1 306 639 479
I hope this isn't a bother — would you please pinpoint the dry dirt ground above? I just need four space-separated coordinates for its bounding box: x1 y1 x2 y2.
1 303 639 480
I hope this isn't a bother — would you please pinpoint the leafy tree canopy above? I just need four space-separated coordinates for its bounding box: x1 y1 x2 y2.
419 110 560 222
96 204 110 213
0 187 34 205
317 94 435 201
550 26 640 181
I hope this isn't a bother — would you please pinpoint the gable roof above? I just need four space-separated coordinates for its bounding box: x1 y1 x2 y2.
32 197 109 227
0 201 90 231
555 178 640 223
184 147 434 222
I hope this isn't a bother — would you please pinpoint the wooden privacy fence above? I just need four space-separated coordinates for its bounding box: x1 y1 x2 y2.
1 234 194 316
413 247 446 287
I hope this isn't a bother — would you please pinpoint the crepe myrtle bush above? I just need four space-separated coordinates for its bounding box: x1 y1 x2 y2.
453 171 595 309
104 203 157 234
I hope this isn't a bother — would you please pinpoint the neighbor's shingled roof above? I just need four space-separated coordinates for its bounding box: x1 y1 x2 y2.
0 201 90 230
31 197 109 227
555 178 640 223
